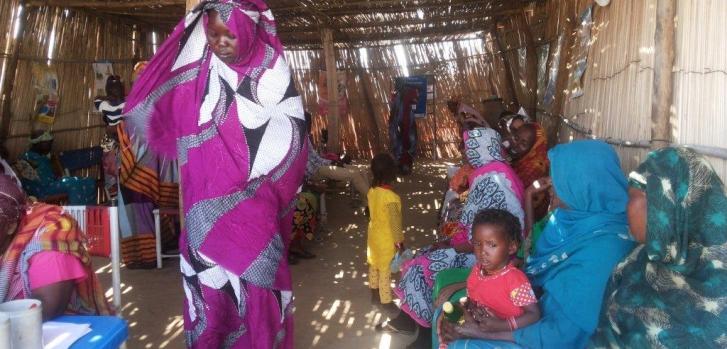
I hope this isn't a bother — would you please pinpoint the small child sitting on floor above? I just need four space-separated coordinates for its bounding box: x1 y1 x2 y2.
367 153 404 313
437 208 540 347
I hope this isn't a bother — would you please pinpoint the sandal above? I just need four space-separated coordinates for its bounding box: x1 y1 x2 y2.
290 249 317 259
374 320 416 336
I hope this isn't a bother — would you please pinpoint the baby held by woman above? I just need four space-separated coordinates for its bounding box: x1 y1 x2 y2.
437 209 540 347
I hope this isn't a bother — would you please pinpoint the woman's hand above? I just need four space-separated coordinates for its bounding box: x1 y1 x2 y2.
474 315 499 332
526 177 552 196
440 316 464 343
453 320 486 338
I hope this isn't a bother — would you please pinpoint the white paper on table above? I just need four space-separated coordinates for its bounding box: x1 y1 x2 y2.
42 322 92 349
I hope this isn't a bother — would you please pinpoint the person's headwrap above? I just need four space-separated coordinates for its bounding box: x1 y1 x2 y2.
462 127 506 169
591 147 727 348
29 131 53 145
512 122 550 188
0 174 25 229
524 140 635 335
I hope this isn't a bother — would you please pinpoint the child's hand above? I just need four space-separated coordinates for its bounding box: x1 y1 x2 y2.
466 302 493 324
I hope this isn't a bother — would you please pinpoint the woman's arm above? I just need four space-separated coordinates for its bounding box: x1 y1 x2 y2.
470 303 540 333
442 319 516 343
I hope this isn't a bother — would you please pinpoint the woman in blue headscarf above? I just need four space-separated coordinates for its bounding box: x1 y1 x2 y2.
435 140 636 349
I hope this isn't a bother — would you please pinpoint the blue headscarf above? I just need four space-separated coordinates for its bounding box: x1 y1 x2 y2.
525 140 635 334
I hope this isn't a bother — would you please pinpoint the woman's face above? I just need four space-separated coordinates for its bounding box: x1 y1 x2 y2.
627 187 648 243
509 126 535 161
510 118 525 132
206 10 240 64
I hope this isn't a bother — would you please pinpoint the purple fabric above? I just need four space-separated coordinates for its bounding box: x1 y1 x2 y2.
122 1 305 347
181 252 294 349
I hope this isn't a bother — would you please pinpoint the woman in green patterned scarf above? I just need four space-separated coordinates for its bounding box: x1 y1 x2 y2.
590 147 727 348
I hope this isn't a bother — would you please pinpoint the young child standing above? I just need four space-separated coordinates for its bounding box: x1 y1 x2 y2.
437 208 540 347
367 153 404 312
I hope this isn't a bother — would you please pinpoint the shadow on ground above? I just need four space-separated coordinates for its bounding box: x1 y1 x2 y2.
94 161 450 349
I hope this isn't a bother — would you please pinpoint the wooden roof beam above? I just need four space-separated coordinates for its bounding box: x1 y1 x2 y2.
278 0 522 16
281 19 493 46
278 8 520 33
25 0 184 9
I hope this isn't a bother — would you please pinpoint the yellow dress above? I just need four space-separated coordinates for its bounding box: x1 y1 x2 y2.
367 186 403 270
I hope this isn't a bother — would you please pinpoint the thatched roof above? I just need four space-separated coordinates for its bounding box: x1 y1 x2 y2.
25 0 540 48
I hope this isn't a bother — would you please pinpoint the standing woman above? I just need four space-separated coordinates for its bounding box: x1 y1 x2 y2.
122 1 307 348
389 83 419 175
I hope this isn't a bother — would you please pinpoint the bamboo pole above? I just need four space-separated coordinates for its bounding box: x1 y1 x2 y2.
518 13 539 118
491 20 520 109
0 5 27 146
651 0 676 149
322 28 341 153
547 2 576 146
354 67 383 153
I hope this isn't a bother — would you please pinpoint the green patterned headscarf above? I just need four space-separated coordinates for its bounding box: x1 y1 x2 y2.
591 147 727 348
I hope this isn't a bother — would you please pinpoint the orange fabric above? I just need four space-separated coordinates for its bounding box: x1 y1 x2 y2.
449 164 474 194
3 204 112 315
512 123 549 188
117 124 180 206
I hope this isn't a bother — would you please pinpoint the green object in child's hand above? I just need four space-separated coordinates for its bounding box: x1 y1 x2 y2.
442 301 464 323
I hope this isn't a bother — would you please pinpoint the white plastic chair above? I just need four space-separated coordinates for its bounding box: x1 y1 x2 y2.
62 206 122 310
153 208 180 269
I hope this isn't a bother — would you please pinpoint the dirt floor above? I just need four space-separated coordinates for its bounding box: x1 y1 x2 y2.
95 161 450 349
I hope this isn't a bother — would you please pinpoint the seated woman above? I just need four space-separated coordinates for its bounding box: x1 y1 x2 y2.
14 130 96 205
435 140 635 348
0 175 112 320
507 121 550 221
382 128 525 349
590 147 727 348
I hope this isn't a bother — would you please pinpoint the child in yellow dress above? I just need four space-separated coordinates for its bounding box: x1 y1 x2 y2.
367 153 404 312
